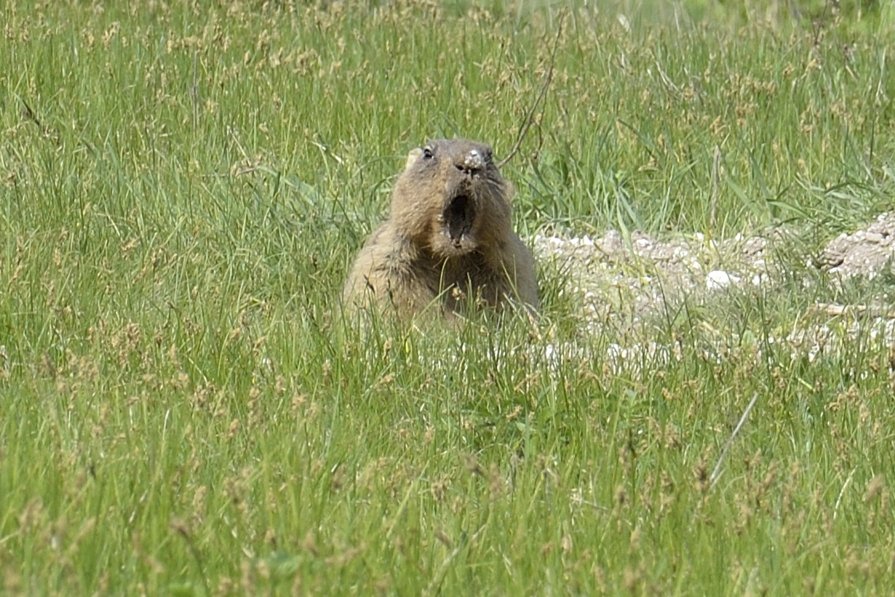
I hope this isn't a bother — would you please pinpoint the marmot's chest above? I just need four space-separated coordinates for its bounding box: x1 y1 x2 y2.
415 251 501 303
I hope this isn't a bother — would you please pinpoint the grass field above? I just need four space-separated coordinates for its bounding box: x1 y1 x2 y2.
3 0 895 594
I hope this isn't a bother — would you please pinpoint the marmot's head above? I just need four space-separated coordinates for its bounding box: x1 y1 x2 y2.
390 139 512 258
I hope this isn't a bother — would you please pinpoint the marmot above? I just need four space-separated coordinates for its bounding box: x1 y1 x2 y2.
342 138 539 318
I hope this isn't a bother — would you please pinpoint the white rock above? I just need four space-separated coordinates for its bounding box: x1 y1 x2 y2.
706 270 741 290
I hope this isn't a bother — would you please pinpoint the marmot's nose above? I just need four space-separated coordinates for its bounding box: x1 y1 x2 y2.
456 149 485 175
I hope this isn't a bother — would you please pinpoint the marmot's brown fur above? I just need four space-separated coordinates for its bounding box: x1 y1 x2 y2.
342 138 538 318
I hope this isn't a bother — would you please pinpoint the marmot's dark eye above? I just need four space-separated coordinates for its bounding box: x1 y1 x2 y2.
422 146 434 159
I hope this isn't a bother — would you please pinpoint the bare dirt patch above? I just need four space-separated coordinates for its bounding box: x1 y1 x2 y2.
533 228 781 330
533 212 895 362
817 211 895 281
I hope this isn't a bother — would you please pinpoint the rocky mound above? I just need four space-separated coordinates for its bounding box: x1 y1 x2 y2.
817 212 895 280
532 213 895 357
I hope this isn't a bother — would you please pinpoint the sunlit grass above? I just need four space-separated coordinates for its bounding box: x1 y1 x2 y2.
2 0 895 594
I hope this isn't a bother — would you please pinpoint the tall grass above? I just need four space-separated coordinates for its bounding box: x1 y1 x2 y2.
2 1 895 594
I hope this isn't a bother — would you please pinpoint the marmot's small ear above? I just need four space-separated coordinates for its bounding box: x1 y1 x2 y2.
405 147 423 170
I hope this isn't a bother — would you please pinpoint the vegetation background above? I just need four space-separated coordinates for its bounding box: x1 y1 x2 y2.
2 0 894 594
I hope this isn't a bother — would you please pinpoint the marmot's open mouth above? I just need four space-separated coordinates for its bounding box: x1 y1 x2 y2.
444 194 475 247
